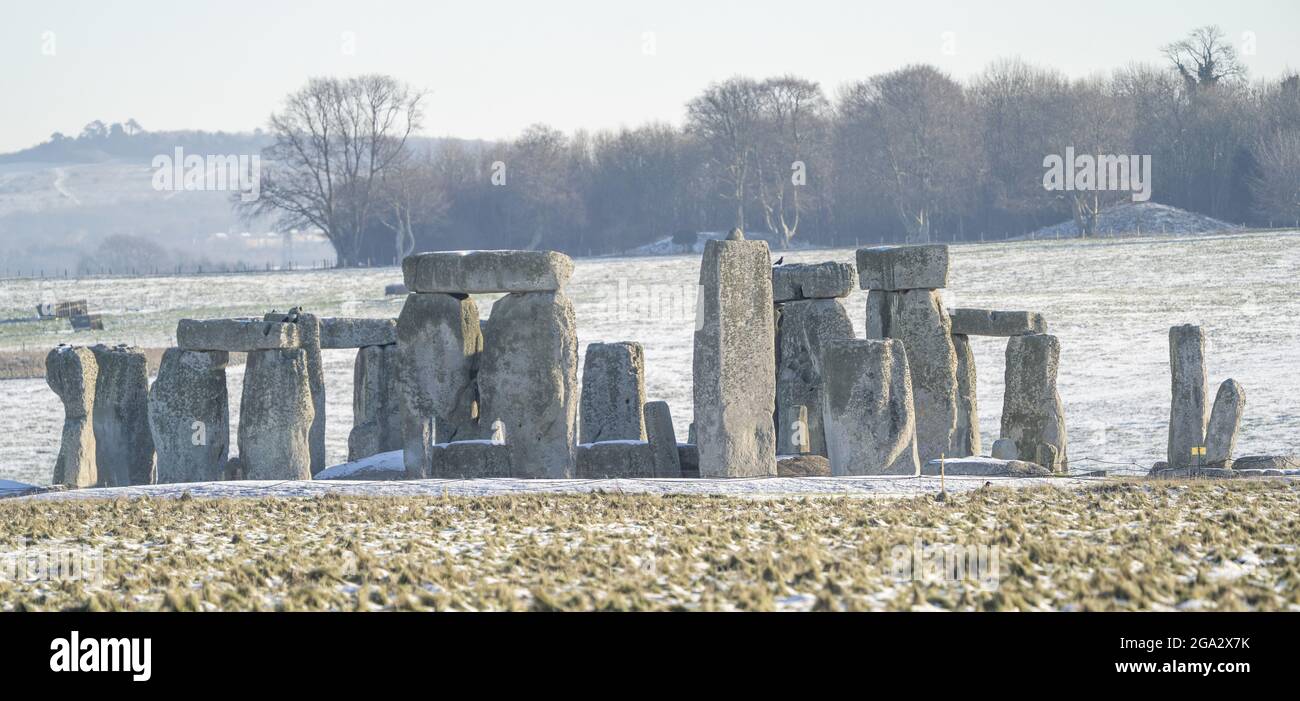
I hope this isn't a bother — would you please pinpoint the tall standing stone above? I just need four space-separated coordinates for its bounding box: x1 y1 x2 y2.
1168 324 1208 468
580 341 647 443
644 400 682 478
478 291 579 478
349 344 402 461
238 348 314 480
89 344 155 486
775 298 854 456
950 334 980 458
150 348 230 484
45 346 99 488
1001 334 1068 471
693 239 777 477
820 339 920 476
265 311 325 475
1205 379 1245 467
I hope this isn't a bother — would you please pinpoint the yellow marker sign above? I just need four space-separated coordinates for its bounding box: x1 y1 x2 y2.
1191 446 1206 457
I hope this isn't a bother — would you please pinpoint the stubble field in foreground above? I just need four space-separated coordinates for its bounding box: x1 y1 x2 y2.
3 480 1298 611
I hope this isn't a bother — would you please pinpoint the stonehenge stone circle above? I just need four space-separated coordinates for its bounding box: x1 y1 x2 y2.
948 309 1047 337
238 348 314 480
349 344 402 461
775 298 854 456
403 250 573 294
950 333 980 458
580 341 647 443
856 244 949 291
1001 334 1068 472
149 348 230 484
1167 324 1208 468
643 400 682 478
693 239 777 477
89 344 154 486
477 290 579 478
820 338 920 476
46 346 99 488
1205 379 1245 467
771 261 858 302
177 318 300 351
319 317 397 349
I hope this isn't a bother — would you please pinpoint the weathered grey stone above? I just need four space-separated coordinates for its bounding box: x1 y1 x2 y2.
771 262 857 302
855 244 949 290
1168 324 1208 468
778 405 811 455
314 449 406 481
177 318 300 352
1231 454 1299 471
46 346 98 488
644 401 682 478
726 227 744 241
1149 466 1236 480
950 334 980 458
478 291 579 478
1205 379 1245 467
775 298 854 457
820 338 920 476
991 438 1018 461
384 283 408 296
348 344 402 461
397 293 482 477
1001 334 1068 472
89 344 154 486
921 457 1050 477
777 454 831 477
575 441 656 478
865 289 958 463
149 349 230 484
431 441 512 478
238 348 314 480
949 309 1047 337
693 239 777 477
687 422 696 445
265 312 325 474
402 250 574 293
580 342 646 443
319 317 397 349
677 444 700 477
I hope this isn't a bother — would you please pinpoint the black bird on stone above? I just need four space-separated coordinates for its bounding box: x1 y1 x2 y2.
773 256 784 266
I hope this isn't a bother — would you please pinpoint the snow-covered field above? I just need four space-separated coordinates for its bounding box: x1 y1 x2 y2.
2 230 1299 486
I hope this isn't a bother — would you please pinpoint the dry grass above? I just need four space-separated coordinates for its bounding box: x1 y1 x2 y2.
2 480 1298 611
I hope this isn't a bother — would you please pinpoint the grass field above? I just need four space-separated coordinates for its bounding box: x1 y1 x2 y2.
3 480 1298 611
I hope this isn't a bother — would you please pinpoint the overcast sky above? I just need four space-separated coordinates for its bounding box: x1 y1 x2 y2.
1 0 1297 154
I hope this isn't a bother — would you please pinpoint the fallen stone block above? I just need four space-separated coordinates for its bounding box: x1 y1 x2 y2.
1205 379 1245 467
319 317 398 349
402 250 574 293
951 334 980 458
820 338 920 476
644 401 682 478
46 346 99 488
150 349 230 484
89 344 154 486
575 441 656 478
1231 455 1299 471
677 444 700 478
238 348 314 480
775 298 854 456
431 440 512 478
177 318 300 352
580 341 647 443
922 456 1050 477
855 244 949 291
1149 466 1237 480
991 438 1018 461
314 449 406 481
771 261 857 302
777 454 831 477
1167 324 1208 468
1001 334 1068 472
948 309 1047 337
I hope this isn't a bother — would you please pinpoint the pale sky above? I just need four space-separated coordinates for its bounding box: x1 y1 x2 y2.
1 0 1297 153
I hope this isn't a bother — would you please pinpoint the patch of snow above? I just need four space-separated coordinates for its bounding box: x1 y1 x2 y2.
314 450 405 481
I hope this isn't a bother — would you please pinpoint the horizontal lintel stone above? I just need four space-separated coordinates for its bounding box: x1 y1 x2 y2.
402 250 574 293
177 318 300 352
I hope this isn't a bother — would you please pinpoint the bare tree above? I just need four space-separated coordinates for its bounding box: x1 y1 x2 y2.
376 148 446 263
686 77 764 230
242 75 425 267
1251 130 1300 226
753 76 829 249
1163 25 1246 91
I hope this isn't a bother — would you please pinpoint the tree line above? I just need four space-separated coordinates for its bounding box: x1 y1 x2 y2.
244 26 1300 266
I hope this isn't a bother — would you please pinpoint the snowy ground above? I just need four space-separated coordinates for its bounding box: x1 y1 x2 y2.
3 230 1299 485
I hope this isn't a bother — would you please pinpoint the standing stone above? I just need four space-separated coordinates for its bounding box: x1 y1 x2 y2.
820 339 920 476
397 293 482 478
775 298 854 456
1001 334 1068 472
778 405 810 455
864 289 958 463
1168 324 1208 468
348 344 402 461
238 348 314 480
644 401 682 478
89 344 155 486
950 334 981 458
45 346 99 488
478 291 579 478
267 312 325 475
150 348 230 484
580 341 647 443
1205 379 1245 467
693 239 777 477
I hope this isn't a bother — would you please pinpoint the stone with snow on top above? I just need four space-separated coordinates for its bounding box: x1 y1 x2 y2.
315 450 407 481
922 457 1050 477
402 250 573 293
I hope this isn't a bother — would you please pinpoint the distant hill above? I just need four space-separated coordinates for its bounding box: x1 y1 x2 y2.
0 129 274 165
1028 203 1241 239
